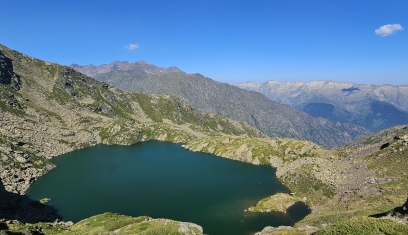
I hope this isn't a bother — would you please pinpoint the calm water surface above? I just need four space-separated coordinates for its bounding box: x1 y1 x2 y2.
27 141 310 235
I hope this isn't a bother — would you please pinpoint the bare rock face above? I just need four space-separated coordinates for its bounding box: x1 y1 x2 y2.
402 197 408 213
0 50 13 84
0 50 22 90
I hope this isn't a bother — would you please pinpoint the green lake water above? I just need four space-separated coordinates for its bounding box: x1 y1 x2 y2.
26 140 310 235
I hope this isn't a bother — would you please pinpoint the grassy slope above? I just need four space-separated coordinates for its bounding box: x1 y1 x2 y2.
299 126 408 227
1 212 203 235
314 217 408 235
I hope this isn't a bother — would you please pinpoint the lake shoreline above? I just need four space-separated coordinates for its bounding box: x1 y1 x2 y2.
27 140 309 235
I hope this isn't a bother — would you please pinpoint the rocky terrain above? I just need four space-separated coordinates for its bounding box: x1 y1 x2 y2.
72 62 370 148
184 124 408 233
237 80 408 132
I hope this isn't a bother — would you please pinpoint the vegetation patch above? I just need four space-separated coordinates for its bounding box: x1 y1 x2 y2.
279 170 334 206
248 193 304 213
314 216 408 235
3 212 203 235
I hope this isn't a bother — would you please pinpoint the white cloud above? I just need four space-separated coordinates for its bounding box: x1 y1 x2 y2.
375 24 403 36
125 43 139 50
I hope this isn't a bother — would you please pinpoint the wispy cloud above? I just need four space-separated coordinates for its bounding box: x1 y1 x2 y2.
125 43 139 50
375 24 403 36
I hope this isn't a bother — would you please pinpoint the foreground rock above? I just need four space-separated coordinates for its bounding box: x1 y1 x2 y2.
256 225 316 235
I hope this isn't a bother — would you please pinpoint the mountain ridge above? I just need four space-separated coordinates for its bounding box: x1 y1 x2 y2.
72 62 370 148
237 80 408 132
237 80 408 110
70 61 182 78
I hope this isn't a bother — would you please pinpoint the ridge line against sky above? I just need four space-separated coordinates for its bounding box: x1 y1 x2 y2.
1 0 407 85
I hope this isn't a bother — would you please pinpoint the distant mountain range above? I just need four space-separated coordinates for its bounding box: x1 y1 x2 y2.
72 62 370 148
237 80 408 132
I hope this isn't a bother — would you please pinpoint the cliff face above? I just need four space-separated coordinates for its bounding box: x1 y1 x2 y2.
0 50 22 90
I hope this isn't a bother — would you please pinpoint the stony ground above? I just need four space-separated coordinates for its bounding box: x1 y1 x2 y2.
185 128 408 232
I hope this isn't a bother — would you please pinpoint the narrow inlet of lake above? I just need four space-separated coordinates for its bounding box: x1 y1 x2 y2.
26 140 310 235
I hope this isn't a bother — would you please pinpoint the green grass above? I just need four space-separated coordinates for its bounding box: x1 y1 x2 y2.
2 213 203 235
48 87 72 105
249 193 303 213
279 170 334 206
314 216 408 235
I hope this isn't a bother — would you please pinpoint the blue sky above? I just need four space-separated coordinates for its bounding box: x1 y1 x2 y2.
1 0 407 85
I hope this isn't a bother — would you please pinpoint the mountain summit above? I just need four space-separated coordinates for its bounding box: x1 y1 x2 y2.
71 61 181 78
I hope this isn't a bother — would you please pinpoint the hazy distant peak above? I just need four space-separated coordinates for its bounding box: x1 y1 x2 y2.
237 79 408 132
135 60 150 65
236 81 262 89
70 63 81 67
70 61 184 78
166 66 181 73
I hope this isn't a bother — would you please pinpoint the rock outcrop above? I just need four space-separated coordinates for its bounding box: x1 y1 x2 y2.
0 50 22 90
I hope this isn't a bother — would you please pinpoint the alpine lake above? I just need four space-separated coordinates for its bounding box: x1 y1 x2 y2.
26 140 310 235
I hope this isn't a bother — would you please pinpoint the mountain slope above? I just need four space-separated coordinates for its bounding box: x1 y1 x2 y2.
72 62 370 148
237 80 408 132
0 44 262 196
